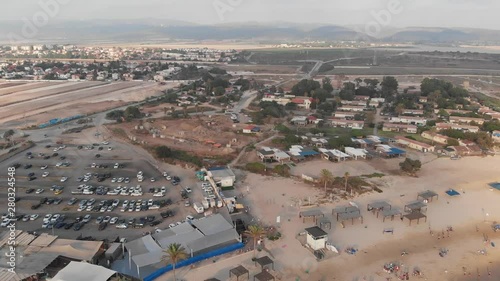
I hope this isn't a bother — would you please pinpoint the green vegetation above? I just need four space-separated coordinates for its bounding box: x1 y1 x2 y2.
273 164 291 177
472 92 500 110
399 158 422 175
245 162 267 174
361 173 385 178
253 101 287 124
154 145 203 167
291 79 321 96
439 129 493 148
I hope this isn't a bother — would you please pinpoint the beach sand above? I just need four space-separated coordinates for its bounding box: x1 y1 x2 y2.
161 156 500 281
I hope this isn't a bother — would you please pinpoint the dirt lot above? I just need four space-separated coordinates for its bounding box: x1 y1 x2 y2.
0 81 170 127
108 115 263 157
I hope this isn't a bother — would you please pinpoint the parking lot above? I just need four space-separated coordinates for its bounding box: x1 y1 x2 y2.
0 138 210 241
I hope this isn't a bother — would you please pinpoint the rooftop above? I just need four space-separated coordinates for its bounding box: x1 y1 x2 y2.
305 226 328 238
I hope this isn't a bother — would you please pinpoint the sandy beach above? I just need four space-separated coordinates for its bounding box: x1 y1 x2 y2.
160 156 500 281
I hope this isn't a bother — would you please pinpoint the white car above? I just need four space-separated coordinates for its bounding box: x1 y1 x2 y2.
42 172 50 178
137 171 143 177
135 206 141 212
116 223 128 229
1 218 13 227
91 163 96 168
50 214 60 223
131 192 143 197
30 214 39 221
102 141 109 145
161 186 167 193
168 223 176 228
186 215 194 221
40 165 48 170
108 147 113 151
137 177 144 182
60 176 68 182
112 199 120 207
150 177 156 182
55 162 62 167
43 214 52 222
122 200 129 208
107 190 119 196
83 215 91 223
111 178 117 183
36 188 44 194
110 217 118 224
163 172 168 177
117 177 124 183
184 187 192 193
114 163 119 169
103 216 111 223
147 199 154 206
166 176 172 180
77 206 85 212
153 192 164 197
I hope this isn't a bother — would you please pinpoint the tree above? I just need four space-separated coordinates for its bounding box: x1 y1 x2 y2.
381 76 399 98
3 130 14 140
155 146 172 159
399 158 422 175
312 88 331 104
344 172 350 193
124 106 141 119
244 225 267 258
162 243 188 281
322 77 333 93
320 169 334 193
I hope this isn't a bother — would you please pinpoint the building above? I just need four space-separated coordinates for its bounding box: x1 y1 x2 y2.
337 105 366 112
382 123 418 134
206 167 236 187
329 118 364 129
242 125 260 134
257 147 291 163
287 145 319 161
333 111 356 119
125 214 241 279
449 116 485 125
354 95 370 101
304 227 328 251
318 148 350 162
291 97 313 109
395 136 435 153
401 109 424 116
375 145 406 157
261 96 290 106
344 147 368 160
421 131 450 145
389 116 427 126
290 116 308 126
436 123 480 133
341 100 367 106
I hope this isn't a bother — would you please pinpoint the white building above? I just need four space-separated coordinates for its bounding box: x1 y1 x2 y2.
305 226 328 251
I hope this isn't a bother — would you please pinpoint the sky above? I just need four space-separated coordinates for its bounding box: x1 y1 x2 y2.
3 0 500 30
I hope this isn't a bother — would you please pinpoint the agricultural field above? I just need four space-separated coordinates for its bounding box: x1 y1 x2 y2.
0 81 169 127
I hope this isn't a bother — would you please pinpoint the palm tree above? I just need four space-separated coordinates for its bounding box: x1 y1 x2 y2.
162 243 188 281
319 169 334 193
244 225 266 259
344 172 350 193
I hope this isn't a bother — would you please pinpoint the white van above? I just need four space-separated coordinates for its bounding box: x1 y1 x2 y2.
193 202 204 214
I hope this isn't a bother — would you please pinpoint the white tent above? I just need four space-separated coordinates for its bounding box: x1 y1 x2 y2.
50 261 116 281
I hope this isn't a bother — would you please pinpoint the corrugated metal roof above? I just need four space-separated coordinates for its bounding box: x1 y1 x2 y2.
190 214 234 236
29 233 58 247
0 230 22 248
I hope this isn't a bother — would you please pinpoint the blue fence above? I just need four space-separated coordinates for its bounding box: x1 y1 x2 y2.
38 115 83 128
144 242 244 281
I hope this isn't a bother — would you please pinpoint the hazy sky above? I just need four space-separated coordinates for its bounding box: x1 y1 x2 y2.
4 0 500 30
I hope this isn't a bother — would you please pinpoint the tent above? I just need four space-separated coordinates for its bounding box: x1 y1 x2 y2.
51 261 116 281
445 189 460 196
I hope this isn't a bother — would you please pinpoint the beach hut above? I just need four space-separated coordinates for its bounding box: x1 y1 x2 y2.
255 256 274 270
229 265 249 281
367 201 392 218
404 201 427 213
299 209 324 223
403 211 427 226
317 217 332 230
254 270 275 281
417 190 439 202
304 226 328 251
382 208 402 222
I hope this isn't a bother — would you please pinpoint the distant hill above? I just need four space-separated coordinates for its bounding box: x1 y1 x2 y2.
383 27 500 43
0 20 499 44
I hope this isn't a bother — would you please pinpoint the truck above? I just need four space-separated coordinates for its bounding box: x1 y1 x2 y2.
193 202 204 214
209 198 216 208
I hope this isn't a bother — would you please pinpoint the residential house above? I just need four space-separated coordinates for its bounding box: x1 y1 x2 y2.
329 118 364 129
288 145 319 161
445 109 472 115
421 131 450 145
333 111 356 119
354 95 370 101
260 96 291 106
318 148 350 162
401 109 424 116
436 123 480 133
310 137 328 147
382 123 418 134
242 125 260 134
389 116 427 126
341 100 367 106
337 105 366 112
449 116 485 125
291 97 313 109
256 147 290 163
344 147 368 160
290 116 308 126
368 100 381 107
419 97 428 103
395 136 435 153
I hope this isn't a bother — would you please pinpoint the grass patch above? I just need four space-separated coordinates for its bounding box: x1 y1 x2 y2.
111 128 127 138
362 173 385 178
